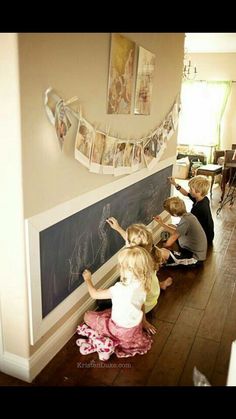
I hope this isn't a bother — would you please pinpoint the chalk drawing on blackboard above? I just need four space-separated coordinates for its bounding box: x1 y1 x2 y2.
98 203 111 264
67 203 111 292
39 165 172 318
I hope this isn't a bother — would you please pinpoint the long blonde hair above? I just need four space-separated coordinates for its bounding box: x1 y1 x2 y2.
126 223 163 270
118 246 154 292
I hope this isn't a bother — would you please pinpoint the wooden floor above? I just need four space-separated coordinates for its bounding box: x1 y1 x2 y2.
1 181 236 387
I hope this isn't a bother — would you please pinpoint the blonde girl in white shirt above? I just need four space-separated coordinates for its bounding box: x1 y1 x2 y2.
76 246 154 360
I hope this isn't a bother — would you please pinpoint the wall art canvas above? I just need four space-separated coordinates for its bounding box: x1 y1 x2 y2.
107 33 135 114
134 46 156 115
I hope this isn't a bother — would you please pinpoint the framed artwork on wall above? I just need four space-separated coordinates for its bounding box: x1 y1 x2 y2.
107 33 135 114
134 46 156 115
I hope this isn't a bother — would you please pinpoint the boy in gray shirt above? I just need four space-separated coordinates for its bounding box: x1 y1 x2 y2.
153 196 207 267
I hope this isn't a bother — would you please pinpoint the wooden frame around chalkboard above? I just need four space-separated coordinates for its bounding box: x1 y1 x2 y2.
25 157 174 344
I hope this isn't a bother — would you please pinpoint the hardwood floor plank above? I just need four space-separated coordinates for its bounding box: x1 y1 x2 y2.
0 372 29 387
113 320 173 386
197 270 235 342
211 286 236 386
146 307 203 386
33 337 90 386
184 251 219 310
155 268 198 323
213 217 235 253
178 336 219 386
210 371 227 386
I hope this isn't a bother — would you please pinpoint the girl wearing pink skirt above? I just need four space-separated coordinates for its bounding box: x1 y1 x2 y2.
76 246 155 361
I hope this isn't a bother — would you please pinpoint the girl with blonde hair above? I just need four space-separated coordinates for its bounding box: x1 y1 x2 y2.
106 218 172 333
76 246 154 361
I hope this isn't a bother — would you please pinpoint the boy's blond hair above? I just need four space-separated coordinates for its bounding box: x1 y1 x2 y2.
126 223 163 270
163 196 187 216
118 246 154 292
188 175 210 197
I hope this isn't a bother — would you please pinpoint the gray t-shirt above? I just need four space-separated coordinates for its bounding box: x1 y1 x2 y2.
176 213 207 261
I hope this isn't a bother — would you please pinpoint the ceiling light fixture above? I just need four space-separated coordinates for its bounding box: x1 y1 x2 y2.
183 52 197 80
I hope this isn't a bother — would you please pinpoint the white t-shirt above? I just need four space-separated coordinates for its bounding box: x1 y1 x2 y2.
110 280 146 328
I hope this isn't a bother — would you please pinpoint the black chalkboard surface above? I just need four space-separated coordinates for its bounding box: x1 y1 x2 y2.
40 165 172 317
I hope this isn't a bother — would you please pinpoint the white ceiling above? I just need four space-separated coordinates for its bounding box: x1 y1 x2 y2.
185 33 236 53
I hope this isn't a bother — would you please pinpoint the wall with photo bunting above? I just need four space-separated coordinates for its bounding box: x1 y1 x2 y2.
18 33 184 219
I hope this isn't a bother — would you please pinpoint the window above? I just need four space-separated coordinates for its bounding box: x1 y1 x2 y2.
177 81 231 161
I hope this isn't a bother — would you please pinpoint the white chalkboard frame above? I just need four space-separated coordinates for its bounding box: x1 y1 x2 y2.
25 156 175 344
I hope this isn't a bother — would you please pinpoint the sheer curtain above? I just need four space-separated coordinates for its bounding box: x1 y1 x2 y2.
177 81 232 155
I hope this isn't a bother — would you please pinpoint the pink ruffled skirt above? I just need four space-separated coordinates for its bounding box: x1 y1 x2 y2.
76 308 153 359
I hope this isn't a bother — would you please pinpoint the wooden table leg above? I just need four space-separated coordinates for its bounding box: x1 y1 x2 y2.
210 175 215 198
220 168 229 202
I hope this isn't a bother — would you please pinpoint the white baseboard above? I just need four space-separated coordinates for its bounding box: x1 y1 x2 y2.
0 351 31 383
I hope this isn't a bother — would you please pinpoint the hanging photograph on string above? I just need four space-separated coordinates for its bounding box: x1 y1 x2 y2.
54 100 72 149
44 87 76 149
89 130 106 173
74 116 95 169
114 141 128 176
143 135 158 169
155 125 168 162
123 141 135 174
132 140 144 172
163 110 174 140
101 135 117 175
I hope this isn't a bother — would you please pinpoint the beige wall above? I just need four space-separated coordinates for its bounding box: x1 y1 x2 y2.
1 33 184 380
0 34 30 360
186 52 236 150
18 33 184 218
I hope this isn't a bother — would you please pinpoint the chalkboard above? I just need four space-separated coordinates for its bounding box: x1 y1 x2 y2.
40 165 172 317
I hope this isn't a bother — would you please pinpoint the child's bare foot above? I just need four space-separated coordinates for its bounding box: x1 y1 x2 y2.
160 276 173 290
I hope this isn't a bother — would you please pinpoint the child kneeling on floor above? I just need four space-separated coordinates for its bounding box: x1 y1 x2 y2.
76 246 155 361
153 196 207 267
